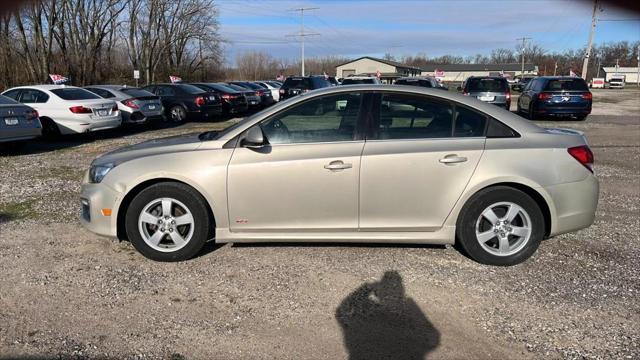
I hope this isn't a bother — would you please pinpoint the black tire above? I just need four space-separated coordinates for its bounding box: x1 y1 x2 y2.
168 105 187 123
40 117 61 139
456 186 544 266
125 182 212 262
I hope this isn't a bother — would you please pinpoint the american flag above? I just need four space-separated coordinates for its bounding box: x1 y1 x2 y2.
49 74 69 84
376 70 381 79
569 69 577 77
169 75 182 83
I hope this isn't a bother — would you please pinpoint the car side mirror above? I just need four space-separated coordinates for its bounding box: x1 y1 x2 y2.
456 86 462 91
241 126 265 148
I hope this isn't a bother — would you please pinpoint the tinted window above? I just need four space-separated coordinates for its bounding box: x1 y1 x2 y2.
210 83 240 93
283 77 312 89
0 94 18 104
120 88 155 97
342 78 376 85
85 88 115 98
156 86 176 96
544 78 588 91
376 94 453 140
311 77 332 88
487 119 518 138
177 84 206 94
3 90 21 101
242 82 266 90
398 79 433 87
260 93 361 144
226 84 249 92
50 88 100 100
466 78 508 92
454 106 486 137
20 89 50 103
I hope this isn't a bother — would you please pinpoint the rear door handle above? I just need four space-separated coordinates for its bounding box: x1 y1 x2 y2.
324 160 352 171
439 155 468 164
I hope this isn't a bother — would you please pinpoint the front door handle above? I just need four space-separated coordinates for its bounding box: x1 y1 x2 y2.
324 160 352 171
439 155 468 164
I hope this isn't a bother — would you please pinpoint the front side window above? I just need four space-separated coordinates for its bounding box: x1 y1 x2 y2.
454 106 487 137
156 86 176 96
20 89 50 103
375 93 453 140
260 93 362 145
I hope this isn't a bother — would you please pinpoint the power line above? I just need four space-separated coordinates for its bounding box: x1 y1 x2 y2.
286 7 320 76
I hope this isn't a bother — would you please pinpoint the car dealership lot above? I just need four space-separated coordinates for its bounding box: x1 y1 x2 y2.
0 90 638 359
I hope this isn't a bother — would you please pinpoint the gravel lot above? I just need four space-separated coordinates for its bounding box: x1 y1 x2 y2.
1 89 639 359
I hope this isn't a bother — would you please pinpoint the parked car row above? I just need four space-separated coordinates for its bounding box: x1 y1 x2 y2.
0 80 284 145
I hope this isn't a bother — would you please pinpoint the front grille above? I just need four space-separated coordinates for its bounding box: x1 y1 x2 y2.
81 198 90 222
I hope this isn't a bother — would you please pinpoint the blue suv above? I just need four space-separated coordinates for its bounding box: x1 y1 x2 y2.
517 77 592 121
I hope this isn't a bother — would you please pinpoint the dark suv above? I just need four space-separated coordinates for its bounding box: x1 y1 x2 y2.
279 76 332 100
517 76 592 120
460 76 511 110
141 83 222 123
395 76 448 90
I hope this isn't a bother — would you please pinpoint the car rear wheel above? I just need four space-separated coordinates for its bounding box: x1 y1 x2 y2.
125 182 212 261
40 117 61 139
456 186 544 266
168 105 187 123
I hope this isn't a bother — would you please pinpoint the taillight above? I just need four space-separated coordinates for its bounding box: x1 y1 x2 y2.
121 98 139 109
256 90 264 96
195 96 206 106
538 92 553 101
581 92 592 101
25 110 38 121
505 91 511 100
221 94 231 100
568 145 594 172
279 89 285 94
111 104 118 112
69 106 92 114
462 92 469 96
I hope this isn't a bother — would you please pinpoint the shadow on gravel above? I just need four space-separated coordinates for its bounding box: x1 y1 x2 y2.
335 271 440 360
231 242 447 251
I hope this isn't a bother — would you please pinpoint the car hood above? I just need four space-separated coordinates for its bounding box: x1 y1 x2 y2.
93 132 206 166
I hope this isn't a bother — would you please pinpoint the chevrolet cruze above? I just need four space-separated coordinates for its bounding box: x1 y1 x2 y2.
80 85 599 266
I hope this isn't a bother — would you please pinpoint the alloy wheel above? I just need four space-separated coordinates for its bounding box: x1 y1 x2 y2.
475 201 532 257
138 197 195 252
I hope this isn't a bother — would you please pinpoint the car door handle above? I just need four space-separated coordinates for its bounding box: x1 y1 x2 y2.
324 160 352 171
439 155 468 164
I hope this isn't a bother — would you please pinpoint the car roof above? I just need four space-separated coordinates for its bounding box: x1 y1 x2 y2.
84 85 130 90
344 76 378 80
396 76 436 81
536 76 585 80
7 84 81 91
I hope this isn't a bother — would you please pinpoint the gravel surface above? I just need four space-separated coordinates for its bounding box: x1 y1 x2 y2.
1 90 639 359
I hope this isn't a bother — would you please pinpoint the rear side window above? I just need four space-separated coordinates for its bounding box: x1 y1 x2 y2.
396 79 433 88
311 77 331 88
3 90 21 101
283 77 312 89
342 78 375 85
544 79 588 91
177 84 206 94
50 88 100 100
121 88 155 97
487 119 519 138
454 106 486 137
375 93 453 140
85 88 115 98
156 86 176 96
20 89 50 103
466 78 508 92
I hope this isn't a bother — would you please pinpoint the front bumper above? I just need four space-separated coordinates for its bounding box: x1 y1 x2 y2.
80 181 122 237
545 174 599 236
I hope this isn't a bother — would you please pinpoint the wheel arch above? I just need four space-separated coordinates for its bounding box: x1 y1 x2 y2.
116 178 216 241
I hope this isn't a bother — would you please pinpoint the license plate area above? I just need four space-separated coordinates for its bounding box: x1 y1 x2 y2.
478 96 495 101
96 109 108 116
4 117 19 125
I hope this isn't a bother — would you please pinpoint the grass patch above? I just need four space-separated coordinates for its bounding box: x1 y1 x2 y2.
0 199 37 223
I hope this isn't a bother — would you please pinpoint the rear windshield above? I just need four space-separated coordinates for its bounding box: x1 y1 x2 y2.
396 79 433 87
226 84 249 92
51 88 101 100
466 78 508 92
177 84 206 94
210 83 240 93
120 88 155 97
242 82 266 90
0 95 18 104
544 79 589 91
342 78 376 85
283 77 313 89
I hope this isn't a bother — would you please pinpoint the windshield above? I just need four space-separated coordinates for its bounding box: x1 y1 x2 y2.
466 78 508 92
544 79 589 91
121 88 155 97
199 118 249 141
177 84 207 94
342 78 375 85
396 79 433 87
51 88 101 100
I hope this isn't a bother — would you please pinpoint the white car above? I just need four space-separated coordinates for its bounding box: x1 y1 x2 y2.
608 77 625 89
2 85 121 136
255 81 281 102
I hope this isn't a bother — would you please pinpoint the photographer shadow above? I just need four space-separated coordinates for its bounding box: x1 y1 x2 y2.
336 271 440 360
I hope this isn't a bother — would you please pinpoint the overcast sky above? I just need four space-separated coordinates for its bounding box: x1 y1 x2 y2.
217 0 639 64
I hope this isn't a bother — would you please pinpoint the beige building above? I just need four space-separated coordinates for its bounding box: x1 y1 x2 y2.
602 67 639 83
421 63 538 83
335 56 422 83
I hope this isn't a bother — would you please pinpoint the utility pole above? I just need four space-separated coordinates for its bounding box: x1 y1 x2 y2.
637 46 639 87
516 37 532 77
596 56 601 78
581 0 598 79
554 61 557 76
287 7 319 76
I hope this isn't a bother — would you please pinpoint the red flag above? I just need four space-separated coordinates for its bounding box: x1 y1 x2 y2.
376 70 381 79
49 74 69 84
169 75 182 83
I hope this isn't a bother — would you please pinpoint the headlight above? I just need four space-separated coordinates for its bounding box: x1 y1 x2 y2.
89 163 115 183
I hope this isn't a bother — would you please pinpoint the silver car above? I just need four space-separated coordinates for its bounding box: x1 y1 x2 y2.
461 76 511 110
84 85 163 125
80 85 598 266
0 94 41 144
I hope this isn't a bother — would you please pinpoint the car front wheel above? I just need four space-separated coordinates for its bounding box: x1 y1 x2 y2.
456 186 544 266
168 105 187 123
125 182 212 261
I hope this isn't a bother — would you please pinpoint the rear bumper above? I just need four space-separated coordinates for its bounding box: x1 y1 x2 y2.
546 174 599 236
56 115 122 134
80 182 122 237
0 126 41 143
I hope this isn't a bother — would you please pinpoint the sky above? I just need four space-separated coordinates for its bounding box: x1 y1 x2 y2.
216 0 640 65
